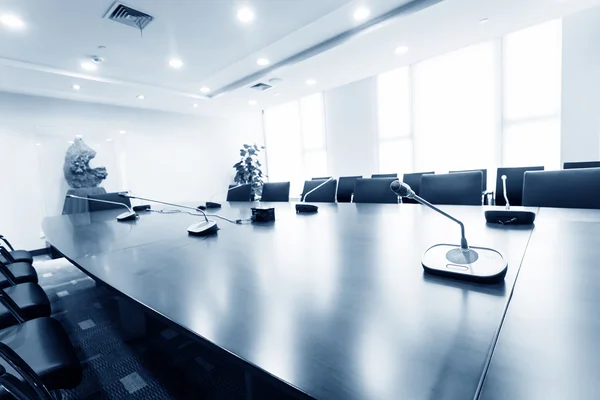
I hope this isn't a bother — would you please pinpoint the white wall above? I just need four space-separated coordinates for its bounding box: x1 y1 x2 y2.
561 7 600 163
323 77 379 177
0 92 263 250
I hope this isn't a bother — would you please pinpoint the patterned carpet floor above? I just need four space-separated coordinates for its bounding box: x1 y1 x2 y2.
33 256 295 400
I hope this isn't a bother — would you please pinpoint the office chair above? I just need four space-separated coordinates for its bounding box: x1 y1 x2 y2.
0 283 51 330
301 179 337 203
0 237 32 265
0 260 37 289
0 361 49 400
371 173 398 179
0 318 82 396
401 172 434 204
523 168 600 209
563 161 600 170
226 184 252 202
260 182 291 202
87 192 131 212
495 166 544 207
353 178 399 204
450 169 488 191
311 177 332 180
420 171 483 206
337 176 362 203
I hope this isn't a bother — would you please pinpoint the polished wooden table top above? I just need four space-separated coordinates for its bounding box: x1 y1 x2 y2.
480 207 600 400
43 203 536 400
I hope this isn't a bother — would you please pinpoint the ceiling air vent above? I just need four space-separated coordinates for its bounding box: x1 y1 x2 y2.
104 2 154 31
250 83 273 92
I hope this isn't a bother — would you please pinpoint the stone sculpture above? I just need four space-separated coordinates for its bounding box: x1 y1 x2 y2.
63 138 108 188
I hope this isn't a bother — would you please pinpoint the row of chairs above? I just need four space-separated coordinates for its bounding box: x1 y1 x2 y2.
0 237 81 398
227 165 600 209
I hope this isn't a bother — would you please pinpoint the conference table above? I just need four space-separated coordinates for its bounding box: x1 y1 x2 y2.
41 202 599 399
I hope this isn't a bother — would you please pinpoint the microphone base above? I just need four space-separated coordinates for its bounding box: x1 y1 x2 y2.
117 211 138 221
187 220 219 235
422 244 507 284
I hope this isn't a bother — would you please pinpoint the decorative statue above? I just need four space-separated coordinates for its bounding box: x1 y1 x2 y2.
63 138 108 189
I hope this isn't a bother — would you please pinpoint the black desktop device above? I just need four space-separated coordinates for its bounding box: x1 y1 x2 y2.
296 204 318 213
251 208 275 222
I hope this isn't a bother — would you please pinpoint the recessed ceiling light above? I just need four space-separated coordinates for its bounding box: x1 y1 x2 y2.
306 79 316 86
106 138 112 142
119 130 126 134
237 7 255 23
248 100 258 106
35 143 41 146
257 58 270 66
479 18 489 24
136 95 145 100
193 103 198 108
394 46 409 55
72 84 81 91
169 58 183 68
81 61 97 71
353 7 370 21
0 14 25 29
200 87 211 94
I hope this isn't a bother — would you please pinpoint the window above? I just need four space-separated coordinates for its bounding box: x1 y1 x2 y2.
264 93 328 196
413 41 498 174
502 19 562 169
377 67 413 175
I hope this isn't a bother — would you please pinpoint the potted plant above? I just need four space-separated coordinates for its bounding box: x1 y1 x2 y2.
233 144 265 199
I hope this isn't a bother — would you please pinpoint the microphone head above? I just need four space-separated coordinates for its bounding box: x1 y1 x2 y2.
390 180 414 198
501 175 507 182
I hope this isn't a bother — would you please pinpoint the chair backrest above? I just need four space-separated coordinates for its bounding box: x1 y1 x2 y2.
522 168 600 209
226 184 252 202
371 173 398 179
353 178 399 204
301 179 337 203
260 182 291 202
87 193 131 212
563 161 600 170
450 169 487 191
337 176 362 203
420 171 483 206
312 177 332 180
402 172 434 204
495 166 544 207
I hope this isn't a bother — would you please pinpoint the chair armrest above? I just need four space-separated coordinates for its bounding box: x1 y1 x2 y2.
0 342 54 400
0 365 41 400
0 260 17 286
482 190 495 206
0 236 14 252
0 290 25 324
0 247 15 264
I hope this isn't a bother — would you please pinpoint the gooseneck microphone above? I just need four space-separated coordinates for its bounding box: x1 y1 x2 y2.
66 195 138 221
121 194 219 235
390 180 508 283
484 175 536 225
296 177 334 213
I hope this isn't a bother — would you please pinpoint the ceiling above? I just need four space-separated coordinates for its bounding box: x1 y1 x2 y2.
1 0 600 117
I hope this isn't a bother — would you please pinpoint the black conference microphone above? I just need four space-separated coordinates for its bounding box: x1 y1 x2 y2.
121 194 219 235
390 180 507 283
296 177 334 213
484 175 536 225
66 195 138 221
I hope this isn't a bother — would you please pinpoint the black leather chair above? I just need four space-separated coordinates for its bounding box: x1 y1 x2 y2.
371 173 398 179
495 166 544 207
0 237 32 265
226 184 252 202
420 171 483 206
0 283 51 329
0 317 82 397
522 168 600 209
0 261 37 290
401 172 434 204
312 177 332 180
563 161 600 169
301 180 337 203
450 169 487 191
337 176 362 203
353 178 399 204
260 182 290 202
87 192 131 212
